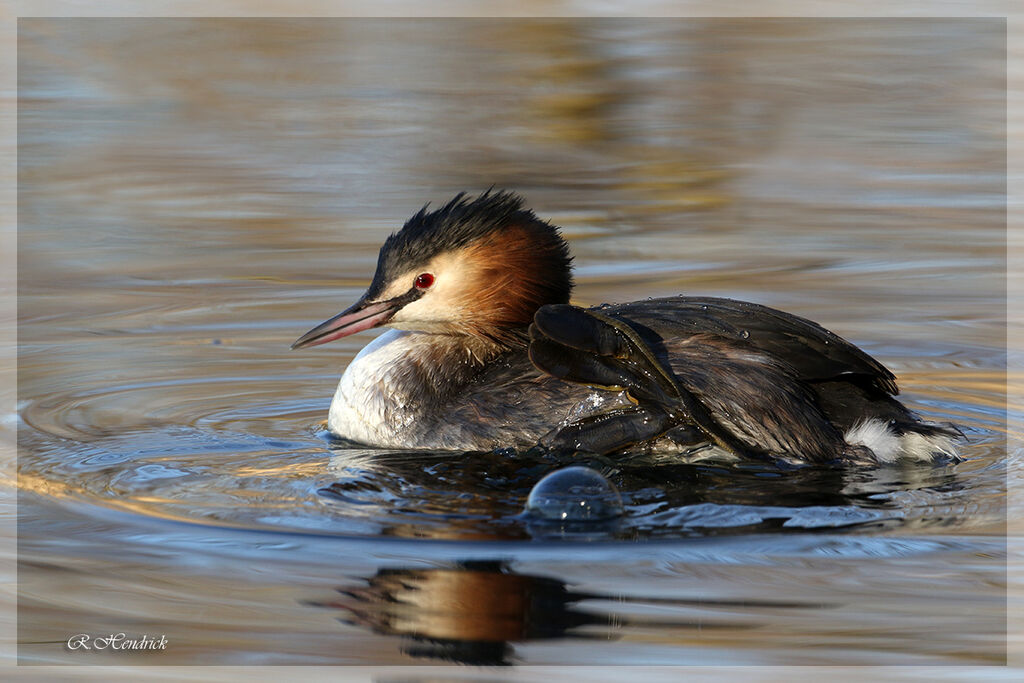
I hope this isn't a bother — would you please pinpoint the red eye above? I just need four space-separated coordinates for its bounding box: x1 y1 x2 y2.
415 273 434 289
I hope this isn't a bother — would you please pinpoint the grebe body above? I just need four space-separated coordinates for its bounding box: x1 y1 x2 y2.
293 192 958 465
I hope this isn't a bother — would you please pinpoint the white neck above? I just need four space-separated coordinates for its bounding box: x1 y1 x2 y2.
326 329 492 447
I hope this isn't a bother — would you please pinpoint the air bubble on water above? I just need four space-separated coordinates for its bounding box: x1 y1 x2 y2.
524 466 624 522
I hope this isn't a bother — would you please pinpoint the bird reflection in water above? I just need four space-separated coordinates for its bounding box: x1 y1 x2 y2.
308 560 828 666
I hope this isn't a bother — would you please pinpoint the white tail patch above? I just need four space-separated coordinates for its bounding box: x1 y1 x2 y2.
844 419 959 464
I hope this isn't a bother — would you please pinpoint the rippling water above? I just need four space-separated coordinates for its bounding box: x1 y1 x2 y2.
16 18 1010 668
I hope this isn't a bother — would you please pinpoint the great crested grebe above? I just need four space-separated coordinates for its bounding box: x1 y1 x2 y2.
292 191 958 465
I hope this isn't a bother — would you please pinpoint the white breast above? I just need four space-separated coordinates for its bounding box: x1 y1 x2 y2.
327 329 420 446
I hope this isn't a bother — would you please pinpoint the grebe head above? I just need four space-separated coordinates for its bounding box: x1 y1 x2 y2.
292 191 573 350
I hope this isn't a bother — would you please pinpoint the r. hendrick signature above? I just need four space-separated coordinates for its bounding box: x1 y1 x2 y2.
66 633 168 651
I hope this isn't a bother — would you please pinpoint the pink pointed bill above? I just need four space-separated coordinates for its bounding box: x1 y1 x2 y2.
291 299 398 349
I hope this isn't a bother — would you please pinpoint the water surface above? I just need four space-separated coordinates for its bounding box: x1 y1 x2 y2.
17 18 1009 667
